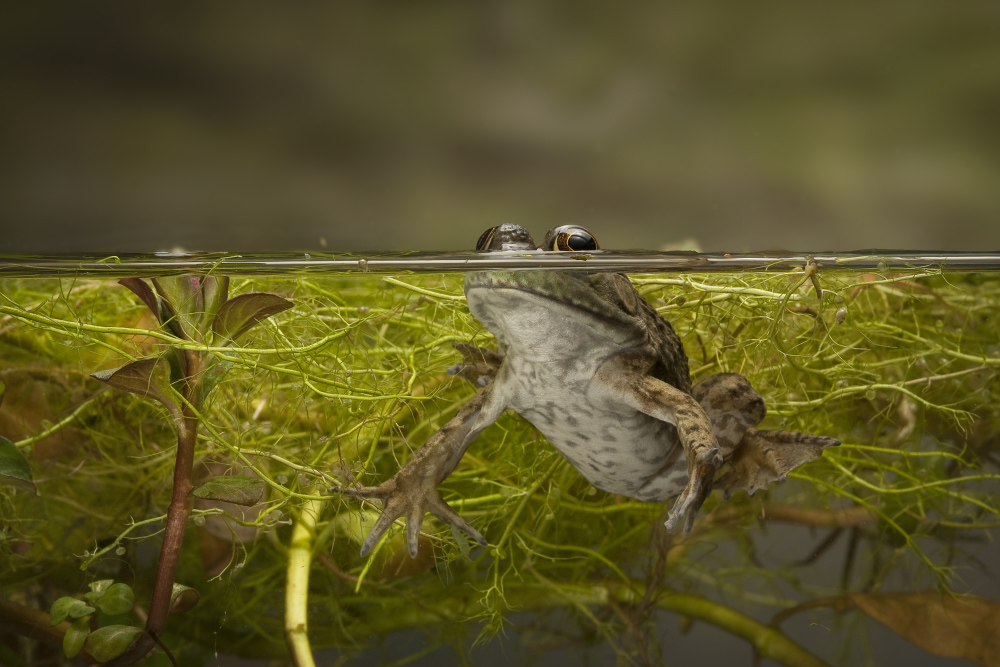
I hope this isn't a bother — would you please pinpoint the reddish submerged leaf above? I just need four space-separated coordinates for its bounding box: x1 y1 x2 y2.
212 293 293 343
118 278 159 317
91 358 180 419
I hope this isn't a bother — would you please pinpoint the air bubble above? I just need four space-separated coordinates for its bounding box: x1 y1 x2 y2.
193 516 206 527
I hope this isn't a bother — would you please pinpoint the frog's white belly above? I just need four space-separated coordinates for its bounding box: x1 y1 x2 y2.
502 354 688 502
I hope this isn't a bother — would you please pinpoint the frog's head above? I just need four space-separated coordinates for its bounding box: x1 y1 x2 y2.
474 224 601 253
466 225 644 358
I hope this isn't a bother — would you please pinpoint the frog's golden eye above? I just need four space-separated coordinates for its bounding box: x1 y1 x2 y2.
475 226 499 251
545 225 600 251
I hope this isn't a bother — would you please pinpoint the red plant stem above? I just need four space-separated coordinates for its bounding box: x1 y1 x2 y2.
106 354 202 666
145 411 198 634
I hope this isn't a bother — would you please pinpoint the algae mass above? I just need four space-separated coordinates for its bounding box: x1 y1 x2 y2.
1 267 998 665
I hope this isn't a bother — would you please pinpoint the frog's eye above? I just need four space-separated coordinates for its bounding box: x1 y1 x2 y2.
545 225 600 251
475 226 499 251
476 224 536 251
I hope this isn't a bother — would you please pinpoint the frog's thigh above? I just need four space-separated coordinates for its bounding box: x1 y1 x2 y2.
591 360 717 462
691 373 766 455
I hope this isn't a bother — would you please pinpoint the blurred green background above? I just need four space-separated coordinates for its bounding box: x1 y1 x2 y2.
1 2 998 253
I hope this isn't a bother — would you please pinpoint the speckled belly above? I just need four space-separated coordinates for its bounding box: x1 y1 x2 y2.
506 358 689 502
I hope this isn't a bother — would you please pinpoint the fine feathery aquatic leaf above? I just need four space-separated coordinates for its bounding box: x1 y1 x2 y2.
152 276 204 340
84 625 143 662
0 435 37 495
49 597 95 626
192 476 265 506
118 278 159 318
94 583 135 616
63 618 90 659
199 276 230 332
212 293 293 344
91 358 180 419
852 592 1000 666
169 583 200 614
198 358 234 409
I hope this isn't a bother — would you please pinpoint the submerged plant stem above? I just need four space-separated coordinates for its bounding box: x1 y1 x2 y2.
285 497 324 667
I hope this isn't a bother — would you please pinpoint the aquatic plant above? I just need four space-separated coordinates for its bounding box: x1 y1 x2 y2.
0 264 997 665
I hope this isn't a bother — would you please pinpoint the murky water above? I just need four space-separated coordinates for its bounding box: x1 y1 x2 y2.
1 252 998 666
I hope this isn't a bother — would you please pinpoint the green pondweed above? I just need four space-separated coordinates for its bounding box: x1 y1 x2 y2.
0 267 998 666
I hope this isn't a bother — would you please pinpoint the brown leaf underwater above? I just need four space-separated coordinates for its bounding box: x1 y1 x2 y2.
851 591 1000 667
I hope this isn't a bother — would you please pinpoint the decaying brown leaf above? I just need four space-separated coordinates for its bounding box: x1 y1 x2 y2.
851 591 1000 667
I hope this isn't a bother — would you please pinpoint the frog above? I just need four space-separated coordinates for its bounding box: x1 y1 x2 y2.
341 224 839 558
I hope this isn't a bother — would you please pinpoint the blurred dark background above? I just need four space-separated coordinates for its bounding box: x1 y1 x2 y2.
1 2 998 253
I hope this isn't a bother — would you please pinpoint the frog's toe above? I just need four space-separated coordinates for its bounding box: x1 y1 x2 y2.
697 446 723 466
429 495 488 547
664 462 717 535
339 480 394 501
406 507 425 559
360 509 399 557
683 507 698 535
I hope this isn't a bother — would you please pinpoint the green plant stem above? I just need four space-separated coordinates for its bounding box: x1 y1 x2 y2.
285 497 324 667
13 388 109 450
170 582 830 667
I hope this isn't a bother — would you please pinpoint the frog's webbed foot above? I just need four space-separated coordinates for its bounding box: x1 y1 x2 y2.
340 474 488 559
447 343 503 388
664 445 724 535
718 429 839 500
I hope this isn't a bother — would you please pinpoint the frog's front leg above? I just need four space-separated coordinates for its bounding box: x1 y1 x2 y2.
592 353 723 535
446 342 504 387
340 378 509 558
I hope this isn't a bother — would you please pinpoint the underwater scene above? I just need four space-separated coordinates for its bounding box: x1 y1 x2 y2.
1 252 998 666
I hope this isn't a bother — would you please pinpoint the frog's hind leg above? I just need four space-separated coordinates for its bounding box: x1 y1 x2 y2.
591 354 723 535
693 372 839 502
718 429 840 500
691 373 767 457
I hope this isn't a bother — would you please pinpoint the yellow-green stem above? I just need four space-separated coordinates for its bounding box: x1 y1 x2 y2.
285 497 324 667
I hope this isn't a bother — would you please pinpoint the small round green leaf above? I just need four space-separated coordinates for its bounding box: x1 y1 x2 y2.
63 617 90 659
192 476 265 506
0 436 37 495
84 579 114 603
95 582 135 616
84 625 143 662
49 597 94 626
